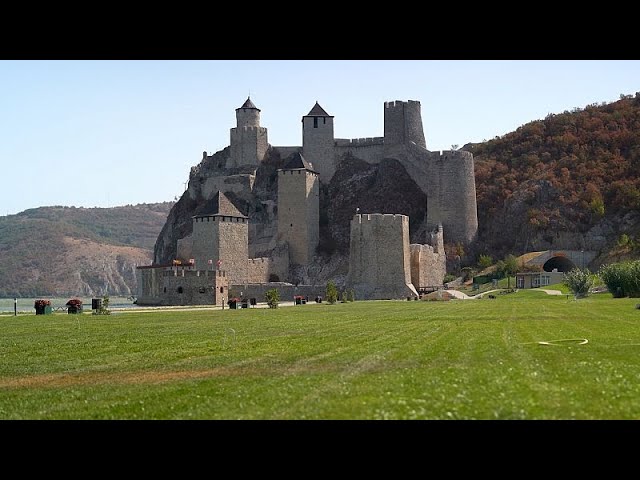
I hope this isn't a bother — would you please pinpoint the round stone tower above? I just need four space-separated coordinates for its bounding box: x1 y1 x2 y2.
236 97 261 127
229 97 268 168
383 100 426 149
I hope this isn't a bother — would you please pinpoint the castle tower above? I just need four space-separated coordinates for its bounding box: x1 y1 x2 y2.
230 97 268 168
191 191 248 286
383 100 426 150
277 152 320 267
302 102 335 181
346 213 419 300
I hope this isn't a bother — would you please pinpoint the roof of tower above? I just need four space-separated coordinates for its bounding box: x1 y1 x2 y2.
237 97 260 111
304 101 333 117
194 191 247 218
281 152 318 173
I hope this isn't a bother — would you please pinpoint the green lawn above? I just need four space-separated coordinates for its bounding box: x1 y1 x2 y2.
1 293 639 419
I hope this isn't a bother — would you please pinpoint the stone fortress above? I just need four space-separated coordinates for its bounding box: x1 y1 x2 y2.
136 97 477 304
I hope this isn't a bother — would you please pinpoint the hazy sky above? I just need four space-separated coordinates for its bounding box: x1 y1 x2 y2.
1 60 639 215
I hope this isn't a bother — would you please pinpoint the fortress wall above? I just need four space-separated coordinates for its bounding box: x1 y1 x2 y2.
135 267 163 305
162 271 217 306
346 213 418 299
409 244 446 288
230 126 268 167
273 146 302 159
334 137 384 163
246 257 270 284
202 174 255 200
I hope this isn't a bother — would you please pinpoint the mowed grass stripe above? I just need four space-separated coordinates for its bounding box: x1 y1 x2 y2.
1 295 640 418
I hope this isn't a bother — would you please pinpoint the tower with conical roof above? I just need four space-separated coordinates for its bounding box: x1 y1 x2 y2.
230 97 268 168
191 191 249 286
302 101 335 181
277 152 320 267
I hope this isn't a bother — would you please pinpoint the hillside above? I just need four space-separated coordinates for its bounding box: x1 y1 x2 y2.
0 203 173 296
467 93 640 264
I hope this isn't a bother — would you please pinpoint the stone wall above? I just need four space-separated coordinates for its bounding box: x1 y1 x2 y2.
277 169 319 266
160 268 228 306
201 174 255 200
346 213 418 300
334 137 384 163
136 267 164 305
409 243 446 288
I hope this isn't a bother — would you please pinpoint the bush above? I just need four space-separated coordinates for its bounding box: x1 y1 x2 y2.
265 288 280 309
563 268 594 298
96 295 111 315
599 260 640 298
348 289 356 302
326 281 338 305
443 274 456 284
477 254 493 269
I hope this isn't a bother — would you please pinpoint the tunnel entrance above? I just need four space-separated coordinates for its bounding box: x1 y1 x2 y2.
543 256 576 272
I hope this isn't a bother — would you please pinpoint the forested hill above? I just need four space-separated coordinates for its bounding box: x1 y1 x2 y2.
0 202 173 297
466 93 640 263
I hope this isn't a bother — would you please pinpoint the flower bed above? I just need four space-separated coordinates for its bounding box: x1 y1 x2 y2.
34 299 52 315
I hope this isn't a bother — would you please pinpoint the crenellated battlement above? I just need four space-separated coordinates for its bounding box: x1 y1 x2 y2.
354 213 408 225
248 257 269 265
335 137 384 147
230 126 267 134
384 99 421 109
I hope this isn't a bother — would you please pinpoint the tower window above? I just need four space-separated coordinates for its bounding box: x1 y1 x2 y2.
313 117 318 128
177 287 183 294
323 117 326 124
220 287 224 293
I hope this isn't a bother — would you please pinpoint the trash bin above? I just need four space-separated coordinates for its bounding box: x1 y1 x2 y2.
92 298 102 310
241 299 249 309
250 298 257 306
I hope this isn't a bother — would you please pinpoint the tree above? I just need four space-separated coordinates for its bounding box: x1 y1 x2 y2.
497 254 519 288
265 288 280 308
477 254 493 270
326 281 338 305
563 268 594 298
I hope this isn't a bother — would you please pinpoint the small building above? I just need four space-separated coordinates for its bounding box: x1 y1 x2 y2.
515 270 565 289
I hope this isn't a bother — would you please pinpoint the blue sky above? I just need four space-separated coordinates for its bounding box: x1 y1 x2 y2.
1 60 639 216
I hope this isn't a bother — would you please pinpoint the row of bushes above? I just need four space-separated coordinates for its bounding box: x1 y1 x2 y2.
564 260 640 298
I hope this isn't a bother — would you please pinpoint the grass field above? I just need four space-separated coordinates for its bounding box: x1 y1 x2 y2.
1 292 639 419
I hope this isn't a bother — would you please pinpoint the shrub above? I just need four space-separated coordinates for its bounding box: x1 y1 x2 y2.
477 254 493 269
34 299 51 308
326 281 338 305
599 260 640 298
265 289 280 308
443 274 456 284
66 298 82 306
348 289 356 302
563 268 594 298
96 295 111 315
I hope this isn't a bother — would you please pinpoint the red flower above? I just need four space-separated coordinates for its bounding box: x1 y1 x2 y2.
66 298 83 306
34 299 51 308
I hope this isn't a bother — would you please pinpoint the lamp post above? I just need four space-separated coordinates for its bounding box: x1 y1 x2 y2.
581 249 584 269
